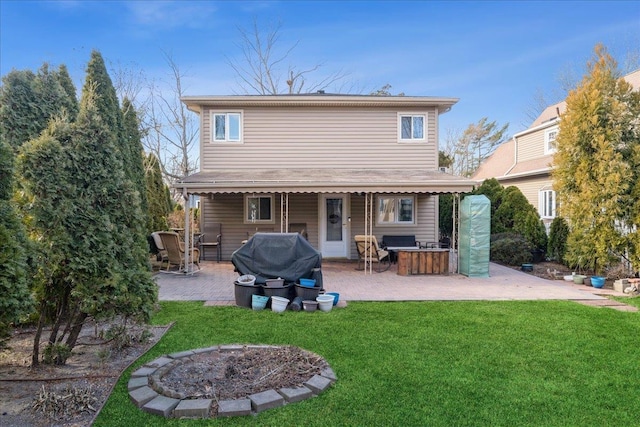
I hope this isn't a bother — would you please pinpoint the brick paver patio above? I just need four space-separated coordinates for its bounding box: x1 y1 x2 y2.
156 259 626 304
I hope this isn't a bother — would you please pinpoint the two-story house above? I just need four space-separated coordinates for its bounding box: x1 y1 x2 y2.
175 93 475 261
473 69 640 230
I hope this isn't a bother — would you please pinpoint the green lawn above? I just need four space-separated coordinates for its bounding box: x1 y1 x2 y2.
95 299 640 426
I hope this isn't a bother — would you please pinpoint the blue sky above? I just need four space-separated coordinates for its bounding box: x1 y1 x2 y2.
1 0 639 137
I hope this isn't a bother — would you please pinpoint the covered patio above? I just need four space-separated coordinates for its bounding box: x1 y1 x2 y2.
155 260 620 303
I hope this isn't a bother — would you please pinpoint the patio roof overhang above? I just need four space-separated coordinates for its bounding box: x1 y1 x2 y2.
174 169 477 195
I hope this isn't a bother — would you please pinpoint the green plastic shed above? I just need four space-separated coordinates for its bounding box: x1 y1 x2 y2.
458 195 490 278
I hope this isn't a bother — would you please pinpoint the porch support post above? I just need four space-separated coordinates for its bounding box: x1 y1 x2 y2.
280 193 289 232
453 192 459 274
183 188 190 273
363 192 374 274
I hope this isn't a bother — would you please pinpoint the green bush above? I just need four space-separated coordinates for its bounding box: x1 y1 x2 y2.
548 217 569 263
490 233 533 266
516 209 548 251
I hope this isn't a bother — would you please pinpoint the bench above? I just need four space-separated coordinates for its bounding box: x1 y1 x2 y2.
381 235 421 263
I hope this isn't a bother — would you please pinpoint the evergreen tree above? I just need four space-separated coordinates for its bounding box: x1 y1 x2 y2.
56 64 79 119
144 152 172 232
0 70 40 148
0 139 32 347
17 53 157 365
553 45 640 273
122 97 150 232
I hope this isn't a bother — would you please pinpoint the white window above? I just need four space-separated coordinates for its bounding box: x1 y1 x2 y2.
398 114 425 141
539 190 556 219
245 194 274 223
377 195 416 225
544 126 558 154
211 111 242 142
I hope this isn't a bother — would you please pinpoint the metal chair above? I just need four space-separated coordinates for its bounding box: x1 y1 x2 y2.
200 223 222 262
354 234 391 272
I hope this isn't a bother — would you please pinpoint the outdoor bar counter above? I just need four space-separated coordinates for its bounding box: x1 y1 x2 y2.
396 248 449 276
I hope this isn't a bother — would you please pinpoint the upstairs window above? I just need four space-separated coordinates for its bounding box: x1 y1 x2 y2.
539 189 556 219
212 111 242 142
377 195 416 225
398 114 425 141
245 194 273 223
544 126 558 154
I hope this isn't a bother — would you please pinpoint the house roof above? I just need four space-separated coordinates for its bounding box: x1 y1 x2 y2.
176 168 476 195
472 139 515 180
181 94 459 113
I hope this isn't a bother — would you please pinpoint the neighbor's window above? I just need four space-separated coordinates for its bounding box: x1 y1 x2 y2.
245 195 274 223
377 195 415 224
539 189 556 219
212 111 242 142
544 126 558 154
398 114 425 141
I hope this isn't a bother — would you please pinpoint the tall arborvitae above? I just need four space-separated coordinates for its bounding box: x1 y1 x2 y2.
0 70 40 149
144 152 172 232
122 97 150 231
56 64 79 119
17 53 156 365
553 45 640 273
0 139 32 347
0 64 78 150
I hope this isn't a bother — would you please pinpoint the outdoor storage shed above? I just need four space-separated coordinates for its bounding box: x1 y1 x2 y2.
458 195 490 278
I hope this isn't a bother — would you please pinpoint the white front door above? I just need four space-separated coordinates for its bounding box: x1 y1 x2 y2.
320 194 349 258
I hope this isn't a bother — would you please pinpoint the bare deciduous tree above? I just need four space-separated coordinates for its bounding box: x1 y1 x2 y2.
140 52 199 201
227 19 350 95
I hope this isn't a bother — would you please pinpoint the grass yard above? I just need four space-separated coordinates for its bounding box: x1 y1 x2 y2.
95 299 640 426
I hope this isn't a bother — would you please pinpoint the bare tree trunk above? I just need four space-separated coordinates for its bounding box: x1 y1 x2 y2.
64 311 88 351
31 302 47 367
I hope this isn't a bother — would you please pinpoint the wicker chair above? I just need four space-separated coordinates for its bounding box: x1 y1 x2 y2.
157 231 200 271
354 234 391 272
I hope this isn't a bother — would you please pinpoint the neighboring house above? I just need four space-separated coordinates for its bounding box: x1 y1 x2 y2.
175 93 475 261
473 69 640 230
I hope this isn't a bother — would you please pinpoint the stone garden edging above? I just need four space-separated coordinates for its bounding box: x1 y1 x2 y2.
127 344 336 419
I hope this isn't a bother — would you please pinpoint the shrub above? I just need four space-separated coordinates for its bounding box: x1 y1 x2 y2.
547 217 569 263
516 210 548 252
490 233 533 266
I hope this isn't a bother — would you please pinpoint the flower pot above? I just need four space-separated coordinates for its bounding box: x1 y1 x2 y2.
316 295 334 312
521 263 533 272
299 278 316 288
270 296 289 313
263 282 292 300
325 292 340 306
265 278 284 287
251 294 269 311
573 275 587 284
591 276 605 288
295 284 320 300
237 274 256 286
234 281 260 308
583 277 591 287
302 300 318 312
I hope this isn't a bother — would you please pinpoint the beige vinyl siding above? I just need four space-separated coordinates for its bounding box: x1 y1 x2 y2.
201 107 438 171
201 193 319 260
504 176 553 213
516 130 545 162
348 194 437 259
202 193 437 261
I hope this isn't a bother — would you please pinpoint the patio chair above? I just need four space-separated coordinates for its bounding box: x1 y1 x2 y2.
150 232 169 267
354 234 391 272
157 231 200 271
200 222 222 262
